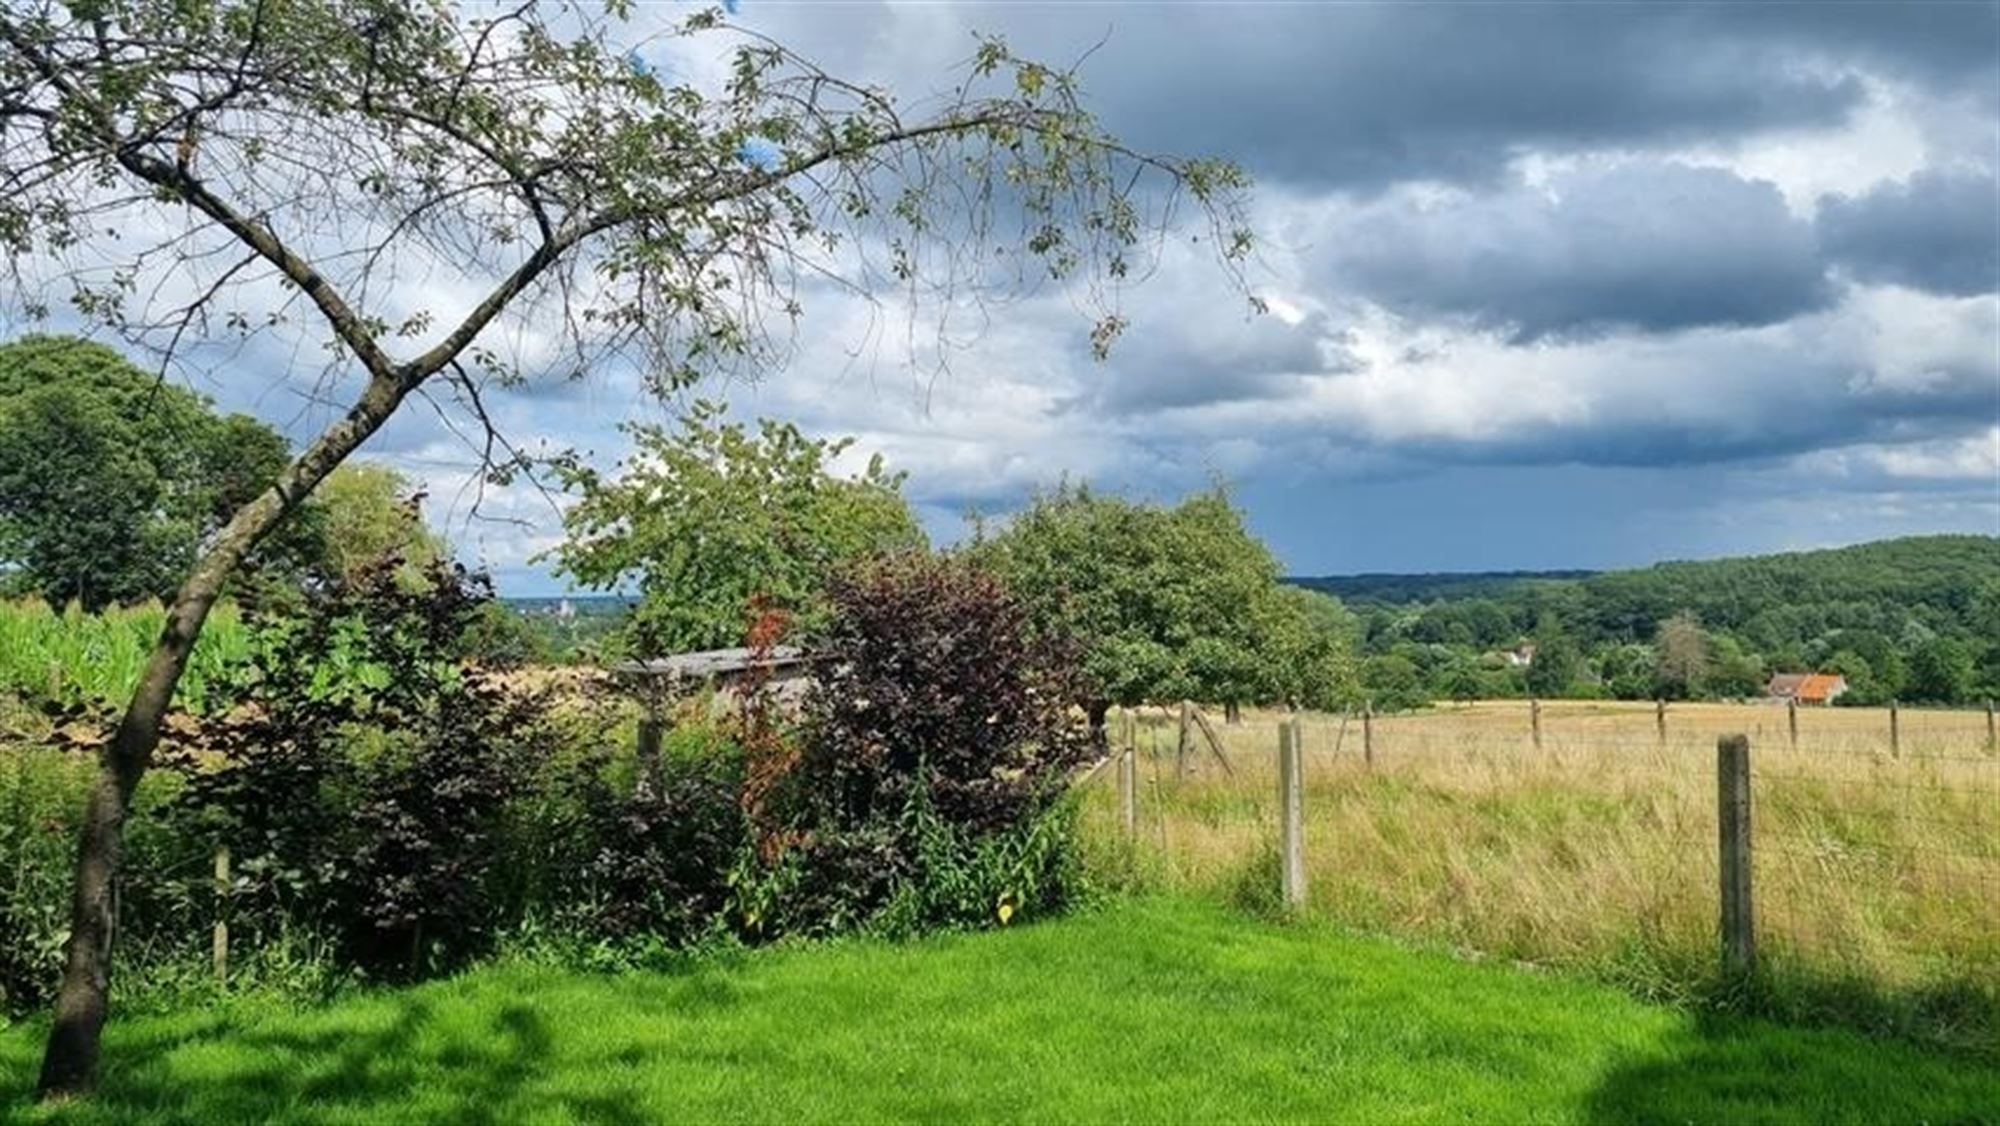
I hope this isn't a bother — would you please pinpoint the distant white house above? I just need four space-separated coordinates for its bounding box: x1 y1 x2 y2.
1502 642 1538 669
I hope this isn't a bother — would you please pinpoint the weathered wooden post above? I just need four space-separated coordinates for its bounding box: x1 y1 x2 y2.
1787 698 1798 750
1530 698 1543 750
1118 729 1138 843
212 845 230 987
1655 699 1667 745
1716 734 1755 980
1987 699 1996 754
1176 700 1193 779
636 713 664 798
1279 717 1306 909
1362 701 1375 769
1889 700 1900 758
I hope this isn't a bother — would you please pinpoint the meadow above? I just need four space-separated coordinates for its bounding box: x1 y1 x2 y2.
1082 699 2000 1053
3 898 1996 1124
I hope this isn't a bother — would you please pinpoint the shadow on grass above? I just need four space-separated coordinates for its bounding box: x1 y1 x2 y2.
5 990 655 1125
1586 1010 2000 1126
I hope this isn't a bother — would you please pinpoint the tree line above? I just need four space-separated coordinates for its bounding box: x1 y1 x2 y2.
1299 535 2000 708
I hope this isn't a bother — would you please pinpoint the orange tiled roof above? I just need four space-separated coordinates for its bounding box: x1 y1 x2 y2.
1795 673 1844 702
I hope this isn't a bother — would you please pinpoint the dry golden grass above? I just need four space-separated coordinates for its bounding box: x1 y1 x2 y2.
1084 699 2000 1049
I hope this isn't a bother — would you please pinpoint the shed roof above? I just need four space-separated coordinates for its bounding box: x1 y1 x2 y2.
610 646 812 680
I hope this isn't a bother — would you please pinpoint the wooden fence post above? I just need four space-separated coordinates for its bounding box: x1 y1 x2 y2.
1787 699 1798 750
212 845 230 988
1362 702 1375 769
636 713 664 798
1716 734 1755 980
1176 700 1192 779
1987 699 1996 754
1530 698 1543 750
1279 717 1306 909
1118 746 1137 841
1889 700 1900 758
1655 699 1667 746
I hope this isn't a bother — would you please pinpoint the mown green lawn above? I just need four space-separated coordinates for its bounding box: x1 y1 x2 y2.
4 898 1995 1124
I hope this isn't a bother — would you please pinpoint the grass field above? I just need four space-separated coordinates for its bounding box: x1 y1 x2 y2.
3 898 1996 1124
1084 700 2000 1052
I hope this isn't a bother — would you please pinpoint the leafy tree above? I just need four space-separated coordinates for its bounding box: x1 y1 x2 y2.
0 335 304 608
1260 586 1362 712
0 0 1251 1093
1905 638 1975 705
1653 611 1709 701
314 463 448 587
550 402 923 655
1361 653 1427 712
1595 642 1655 700
1524 614 1579 699
970 484 1325 727
0 383 162 608
1703 634 1765 700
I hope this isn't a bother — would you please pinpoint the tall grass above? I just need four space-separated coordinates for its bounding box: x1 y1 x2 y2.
0 598 250 713
1083 700 2000 1054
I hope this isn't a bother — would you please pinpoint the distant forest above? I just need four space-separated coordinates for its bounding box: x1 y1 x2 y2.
1290 535 2000 709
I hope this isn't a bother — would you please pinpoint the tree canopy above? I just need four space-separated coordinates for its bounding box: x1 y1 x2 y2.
550 402 923 655
1303 535 2000 706
969 484 1356 713
0 334 308 609
314 462 448 587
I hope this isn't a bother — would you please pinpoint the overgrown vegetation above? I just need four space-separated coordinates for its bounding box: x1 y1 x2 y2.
0 600 249 715
1 552 1094 1019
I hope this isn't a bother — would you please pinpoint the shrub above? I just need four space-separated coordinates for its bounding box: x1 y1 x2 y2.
0 745 87 1015
168 557 571 977
546 727 746 946
767 553 1094 933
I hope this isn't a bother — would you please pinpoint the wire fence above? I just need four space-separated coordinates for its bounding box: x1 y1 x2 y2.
1086 699 2000 1049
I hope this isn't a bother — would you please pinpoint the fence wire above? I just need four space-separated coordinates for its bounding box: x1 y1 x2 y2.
1090 701 1999 1021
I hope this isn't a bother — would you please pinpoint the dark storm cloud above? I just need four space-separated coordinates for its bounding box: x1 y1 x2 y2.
1818 171 2000 296
745 2 1992 192
1322 163 1833 340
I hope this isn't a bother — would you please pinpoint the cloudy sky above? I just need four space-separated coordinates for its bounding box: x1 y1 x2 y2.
21 1 2000 593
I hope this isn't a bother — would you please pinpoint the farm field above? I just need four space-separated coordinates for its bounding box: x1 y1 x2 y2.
1083 700 2000 1052
3 897 1996 1125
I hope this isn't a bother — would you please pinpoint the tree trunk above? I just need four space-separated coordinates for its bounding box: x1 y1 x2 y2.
1086 698 1111 755
37 371 413 1100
